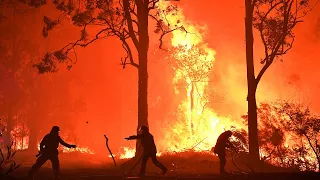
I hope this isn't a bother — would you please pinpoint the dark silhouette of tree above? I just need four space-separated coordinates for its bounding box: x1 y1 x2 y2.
29 0 185 154
244 0 319 160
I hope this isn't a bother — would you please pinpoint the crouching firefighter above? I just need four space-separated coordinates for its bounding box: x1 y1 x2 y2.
213 130 234 175
125 125 168 177
27 126 77 180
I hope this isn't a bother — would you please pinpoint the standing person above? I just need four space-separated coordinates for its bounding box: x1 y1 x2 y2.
213 130 234 175
27 126 77 180
125 125 167 177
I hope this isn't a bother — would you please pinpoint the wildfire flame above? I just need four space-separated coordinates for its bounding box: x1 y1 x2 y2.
11 123 29 150
62 146 95 154
116 0 245 159
112 1 319 171
111 147 163 159
155 0 245 153
119 147 135 159
2 1 317 172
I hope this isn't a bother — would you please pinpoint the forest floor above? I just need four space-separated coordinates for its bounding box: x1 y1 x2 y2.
3 151 320 180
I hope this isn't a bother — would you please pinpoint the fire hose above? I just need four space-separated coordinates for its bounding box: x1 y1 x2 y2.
230 148 255 175
104 135 117 167
231 151 249 174
124 144 143 176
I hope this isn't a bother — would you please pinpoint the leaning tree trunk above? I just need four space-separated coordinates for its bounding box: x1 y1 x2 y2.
245 0 260 160
135 1 150 156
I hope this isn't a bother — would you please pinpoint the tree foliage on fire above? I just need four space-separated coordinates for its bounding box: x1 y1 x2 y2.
170 45 213 134
245 0 319 160
240 101 320 171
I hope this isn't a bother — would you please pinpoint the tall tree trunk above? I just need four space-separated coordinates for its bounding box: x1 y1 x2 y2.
28 122 39 153
4 104 13 146
135 2 149 155
136 50 149 155
245 0 260 160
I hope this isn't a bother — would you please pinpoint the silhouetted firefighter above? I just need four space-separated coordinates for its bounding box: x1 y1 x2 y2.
27 126 77 180
125 125 167 176
213 130 234 175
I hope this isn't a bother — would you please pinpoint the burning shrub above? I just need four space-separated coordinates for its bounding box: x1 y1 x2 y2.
0 142 20 177
249 101 320 172
228 127 249 153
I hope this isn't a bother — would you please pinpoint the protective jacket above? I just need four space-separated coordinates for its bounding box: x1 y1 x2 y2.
40 134 73 155
214 131 232 156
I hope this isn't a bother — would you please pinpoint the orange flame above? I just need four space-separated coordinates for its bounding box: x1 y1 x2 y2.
62 146 95 154
155 0 245 153
11 123 29 150
119 147 135 159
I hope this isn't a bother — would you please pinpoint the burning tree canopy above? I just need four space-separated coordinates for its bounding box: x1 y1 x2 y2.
242 101 320 171
149 3 247 154
170 45 214 134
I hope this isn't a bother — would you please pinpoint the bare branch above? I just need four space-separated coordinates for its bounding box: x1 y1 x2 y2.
123 0 139 49
148 13 189 49
120 38 139 69
148 0 160 11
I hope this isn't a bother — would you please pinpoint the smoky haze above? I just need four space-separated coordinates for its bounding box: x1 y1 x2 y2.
0 0 320 160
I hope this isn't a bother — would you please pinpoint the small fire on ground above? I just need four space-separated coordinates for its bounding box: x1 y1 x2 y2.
108 147 163 159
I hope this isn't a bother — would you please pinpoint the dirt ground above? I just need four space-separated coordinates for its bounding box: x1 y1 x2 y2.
3 151 320 180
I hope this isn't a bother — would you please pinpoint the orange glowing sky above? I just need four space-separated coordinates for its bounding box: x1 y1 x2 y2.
1 0 320 156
